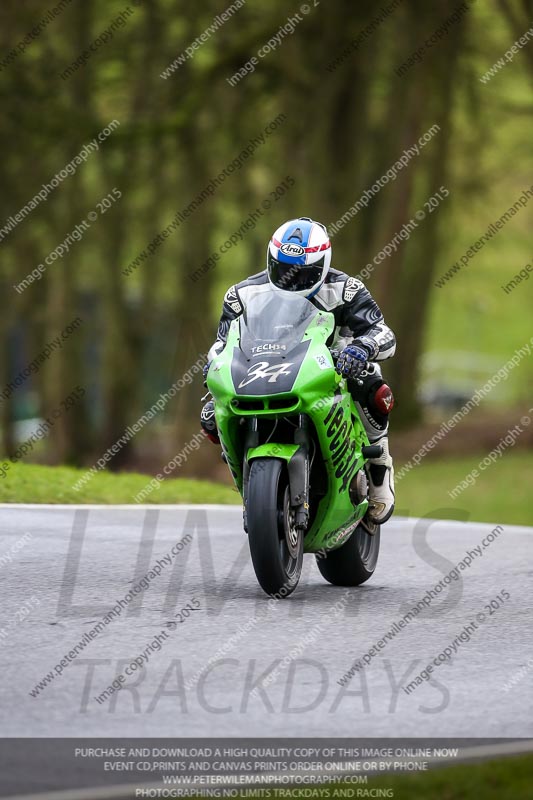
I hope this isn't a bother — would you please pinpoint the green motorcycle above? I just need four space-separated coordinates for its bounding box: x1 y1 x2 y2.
206 288 383 597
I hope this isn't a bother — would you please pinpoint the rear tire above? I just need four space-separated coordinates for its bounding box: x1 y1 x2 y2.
247 458 303 597
316 524 380 586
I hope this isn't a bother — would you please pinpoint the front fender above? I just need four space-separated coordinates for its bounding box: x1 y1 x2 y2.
247 443 300 463
247 443 309 527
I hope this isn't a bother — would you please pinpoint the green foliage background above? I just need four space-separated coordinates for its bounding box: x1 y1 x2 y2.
0 0 532 495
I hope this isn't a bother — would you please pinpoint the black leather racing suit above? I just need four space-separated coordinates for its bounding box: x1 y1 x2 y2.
208 269 396 442
204 269 396 443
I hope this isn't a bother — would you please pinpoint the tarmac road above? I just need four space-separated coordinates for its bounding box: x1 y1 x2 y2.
1 504 532 739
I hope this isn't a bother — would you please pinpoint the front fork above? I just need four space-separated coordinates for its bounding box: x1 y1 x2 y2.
288 415 310 530
243 415 311 532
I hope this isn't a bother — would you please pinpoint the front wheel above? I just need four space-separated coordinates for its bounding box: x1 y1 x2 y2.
316 524 380 586
247 458 303 597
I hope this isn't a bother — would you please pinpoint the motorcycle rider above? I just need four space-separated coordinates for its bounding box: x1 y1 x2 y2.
201 217 396 524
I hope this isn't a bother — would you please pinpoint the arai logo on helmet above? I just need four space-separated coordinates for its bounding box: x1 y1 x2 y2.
280 243 305 257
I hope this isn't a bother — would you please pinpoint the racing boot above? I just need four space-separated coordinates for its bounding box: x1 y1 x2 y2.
366 435 395 524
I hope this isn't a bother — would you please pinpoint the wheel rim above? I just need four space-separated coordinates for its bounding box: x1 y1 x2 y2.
353 525 380 571
278 486 301 577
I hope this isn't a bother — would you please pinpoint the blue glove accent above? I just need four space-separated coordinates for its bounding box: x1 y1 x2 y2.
335 344 368 379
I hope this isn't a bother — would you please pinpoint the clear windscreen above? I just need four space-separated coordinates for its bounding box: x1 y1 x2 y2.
239 289 319 353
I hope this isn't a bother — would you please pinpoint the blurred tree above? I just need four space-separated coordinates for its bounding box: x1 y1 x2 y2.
0 0 527 471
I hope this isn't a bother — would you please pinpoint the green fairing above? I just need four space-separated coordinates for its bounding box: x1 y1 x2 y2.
207 293 371 554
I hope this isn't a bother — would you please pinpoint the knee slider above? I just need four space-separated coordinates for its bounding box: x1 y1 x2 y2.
200 400 219 444
371 383 394 416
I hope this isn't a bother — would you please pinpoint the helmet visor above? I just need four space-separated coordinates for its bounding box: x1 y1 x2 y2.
268 253 324 292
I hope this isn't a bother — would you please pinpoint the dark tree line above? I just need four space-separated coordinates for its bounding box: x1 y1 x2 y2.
0 0 526 469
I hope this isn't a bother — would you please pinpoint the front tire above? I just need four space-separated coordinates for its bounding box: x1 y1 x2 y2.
247 458 303 597
316 524 380 586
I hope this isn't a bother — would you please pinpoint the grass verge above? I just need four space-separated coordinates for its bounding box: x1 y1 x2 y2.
0 462 236 505
0 452 531 526
221 754 533 800
396 450 532 526
337 753 533 800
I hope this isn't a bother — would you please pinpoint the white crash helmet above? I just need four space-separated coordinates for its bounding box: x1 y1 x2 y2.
267 217 332 298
